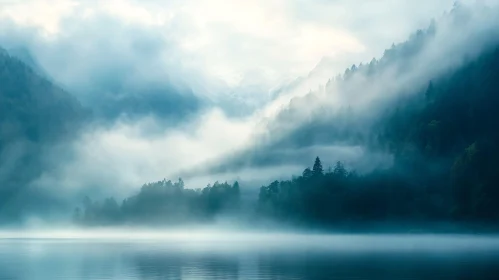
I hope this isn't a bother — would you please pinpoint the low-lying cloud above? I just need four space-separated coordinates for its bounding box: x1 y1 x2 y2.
1 0 499 219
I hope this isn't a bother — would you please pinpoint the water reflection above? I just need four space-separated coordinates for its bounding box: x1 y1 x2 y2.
257 251 499 280
130 251 239 279
0 234 499 279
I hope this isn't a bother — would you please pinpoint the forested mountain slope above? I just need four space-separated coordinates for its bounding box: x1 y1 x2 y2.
256 40 499 226
74 37 499 229
0 47 86 222
74 5 499 228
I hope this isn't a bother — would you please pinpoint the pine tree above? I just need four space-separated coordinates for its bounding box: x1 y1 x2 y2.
302 167 313 179
313 156 323 176
333 161 347 178
232 181 240 195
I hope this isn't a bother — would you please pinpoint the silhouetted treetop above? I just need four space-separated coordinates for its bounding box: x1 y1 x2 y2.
313 157 324 176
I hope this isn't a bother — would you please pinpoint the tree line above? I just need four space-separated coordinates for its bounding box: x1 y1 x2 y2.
73 179 240 226
73 6 499 228
74 42 499 227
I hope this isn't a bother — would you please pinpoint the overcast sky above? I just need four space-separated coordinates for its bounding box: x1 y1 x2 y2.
0 0 476 90
0 0 495 196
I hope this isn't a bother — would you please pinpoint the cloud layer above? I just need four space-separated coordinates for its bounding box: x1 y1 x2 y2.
2 0 498 209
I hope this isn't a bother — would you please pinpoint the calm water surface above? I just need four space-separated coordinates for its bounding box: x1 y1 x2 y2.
1 233 499 279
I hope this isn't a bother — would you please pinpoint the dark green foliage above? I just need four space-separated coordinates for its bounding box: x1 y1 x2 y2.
256 157 452 227
375 45 499 222
73 30 499 229
257 32 499 227
257 45 499 227
312 157 323 176
4 4 499 228
74 179 241 226
255 16 499 227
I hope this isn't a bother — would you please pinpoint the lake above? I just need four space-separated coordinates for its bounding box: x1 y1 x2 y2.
1 231 499 279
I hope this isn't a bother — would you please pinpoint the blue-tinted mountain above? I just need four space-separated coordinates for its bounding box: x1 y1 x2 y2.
0 47 86 222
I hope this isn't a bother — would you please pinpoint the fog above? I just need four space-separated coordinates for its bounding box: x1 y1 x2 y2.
185 2 499 179
2 232 499 279
5 3 499 280
2 228 499 254
44 1 499 198
1 1 499 227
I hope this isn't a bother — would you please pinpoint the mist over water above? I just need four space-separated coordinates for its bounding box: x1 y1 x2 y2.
1 232 499 279
3 1 499 279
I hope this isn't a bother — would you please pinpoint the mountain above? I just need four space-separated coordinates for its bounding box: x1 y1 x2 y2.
6 47 49 79
59 4 499 228
186 4 499 177
78 39 499 226
244 5 499 225
0 47 86 222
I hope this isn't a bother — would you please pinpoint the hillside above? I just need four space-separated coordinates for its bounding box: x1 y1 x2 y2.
0 47 86 222
73 5 499 228
73 42 499 228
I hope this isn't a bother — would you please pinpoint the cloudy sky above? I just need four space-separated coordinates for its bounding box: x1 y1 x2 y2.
0 0 494 196
0 0 472 88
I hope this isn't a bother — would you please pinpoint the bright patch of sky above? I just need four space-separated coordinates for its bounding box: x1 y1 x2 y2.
0 0 472 91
